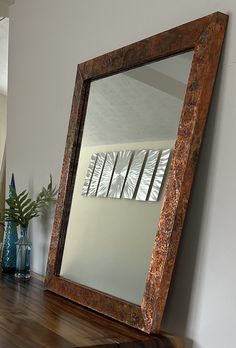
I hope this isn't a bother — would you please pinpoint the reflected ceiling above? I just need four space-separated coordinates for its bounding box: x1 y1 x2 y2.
83 51 193 147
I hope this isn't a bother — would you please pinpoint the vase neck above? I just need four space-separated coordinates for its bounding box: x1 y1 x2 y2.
20 226 28 238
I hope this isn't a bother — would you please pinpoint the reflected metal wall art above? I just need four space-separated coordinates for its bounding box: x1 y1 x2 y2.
149 149 171 201
122 150 147 199
82 148 171 202
108 150 133 199
87 152 106 196
81 153 98 196
135 150 160 201
97 152 117 197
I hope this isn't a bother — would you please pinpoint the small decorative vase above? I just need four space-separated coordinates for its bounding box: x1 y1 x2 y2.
1 221 18 272
2 174 18 273
15 226 32 280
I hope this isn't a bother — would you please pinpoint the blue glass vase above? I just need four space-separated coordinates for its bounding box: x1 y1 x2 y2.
2 174 18 273
1 221 18 272
15 226 31 280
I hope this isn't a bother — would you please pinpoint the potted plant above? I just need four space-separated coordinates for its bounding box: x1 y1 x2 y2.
1 175 58 279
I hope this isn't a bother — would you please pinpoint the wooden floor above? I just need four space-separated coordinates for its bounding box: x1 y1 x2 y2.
0 273 182 348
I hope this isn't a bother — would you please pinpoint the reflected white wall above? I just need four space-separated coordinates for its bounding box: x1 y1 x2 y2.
61 139 174 304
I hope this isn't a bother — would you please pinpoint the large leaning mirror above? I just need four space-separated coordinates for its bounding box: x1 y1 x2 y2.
60 51 193 305
45 12 228 334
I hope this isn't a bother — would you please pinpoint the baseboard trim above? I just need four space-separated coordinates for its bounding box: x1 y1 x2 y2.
31 271 45 282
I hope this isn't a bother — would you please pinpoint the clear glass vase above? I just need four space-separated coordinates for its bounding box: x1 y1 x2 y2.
15 226 32 280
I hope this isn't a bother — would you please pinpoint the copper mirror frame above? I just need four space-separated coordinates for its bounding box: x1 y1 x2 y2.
45 12 228 334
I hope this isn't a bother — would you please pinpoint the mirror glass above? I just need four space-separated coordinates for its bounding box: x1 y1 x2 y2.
60 51 193 305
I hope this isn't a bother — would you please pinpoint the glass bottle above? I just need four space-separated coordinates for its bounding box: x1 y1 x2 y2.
15 226 32 280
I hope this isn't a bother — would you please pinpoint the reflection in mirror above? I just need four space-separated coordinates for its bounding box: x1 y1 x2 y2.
60 51 193 305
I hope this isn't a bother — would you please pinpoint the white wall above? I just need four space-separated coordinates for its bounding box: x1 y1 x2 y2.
0 0 9 17
0 94 6 241
6 1 235 347
0 94 6 167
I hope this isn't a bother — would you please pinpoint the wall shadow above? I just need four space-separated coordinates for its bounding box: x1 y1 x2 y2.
39 204 55 274
160 48 226 348
28 177 56 275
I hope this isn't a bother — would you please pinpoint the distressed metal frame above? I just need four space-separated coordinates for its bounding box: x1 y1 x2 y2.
45 12 228 334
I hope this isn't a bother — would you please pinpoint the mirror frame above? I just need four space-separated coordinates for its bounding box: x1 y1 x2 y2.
45 12 228 334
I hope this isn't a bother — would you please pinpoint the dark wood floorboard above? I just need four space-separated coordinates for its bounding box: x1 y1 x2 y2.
0 274 182 347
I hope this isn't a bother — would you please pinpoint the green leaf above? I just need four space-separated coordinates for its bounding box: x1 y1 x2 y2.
19 192 29 204
2 175 58 227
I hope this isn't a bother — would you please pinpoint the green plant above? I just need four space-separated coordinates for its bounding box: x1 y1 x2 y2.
1 175 58 228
